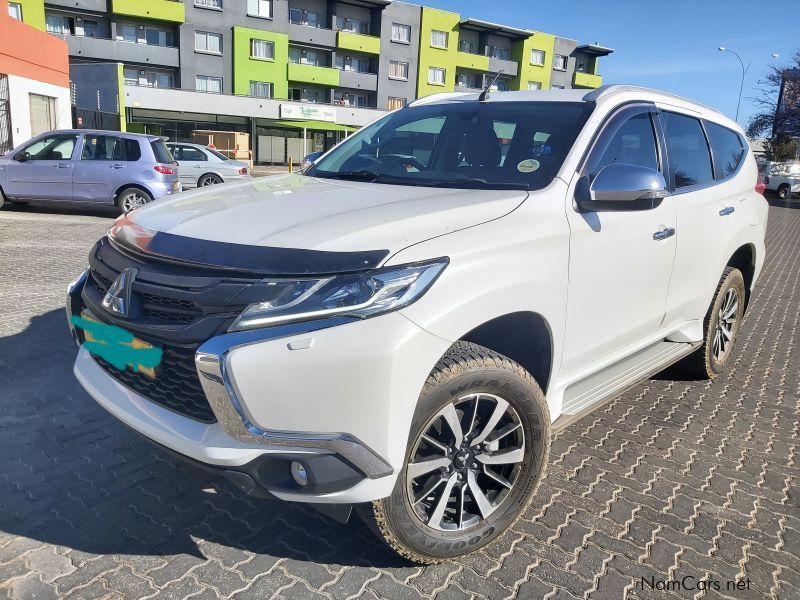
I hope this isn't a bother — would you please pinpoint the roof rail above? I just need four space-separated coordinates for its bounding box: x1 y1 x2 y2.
582 84 722 115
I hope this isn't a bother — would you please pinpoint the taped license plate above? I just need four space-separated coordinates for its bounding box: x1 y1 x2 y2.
80 311 160 379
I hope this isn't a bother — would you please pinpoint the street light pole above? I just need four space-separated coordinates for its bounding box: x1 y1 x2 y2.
718 47 780 122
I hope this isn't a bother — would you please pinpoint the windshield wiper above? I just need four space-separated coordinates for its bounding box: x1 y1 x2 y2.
311 170 383 182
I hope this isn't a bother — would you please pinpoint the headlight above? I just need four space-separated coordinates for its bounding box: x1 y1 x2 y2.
229 258 448 331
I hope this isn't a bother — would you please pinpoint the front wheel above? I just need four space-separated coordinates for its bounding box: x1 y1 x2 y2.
116 187 153 213
361 342 550 564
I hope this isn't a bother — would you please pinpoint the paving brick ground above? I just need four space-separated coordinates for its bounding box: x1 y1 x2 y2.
0 199 798 600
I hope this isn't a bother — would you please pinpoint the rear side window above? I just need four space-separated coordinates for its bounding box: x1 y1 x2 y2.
123 139 141 161
662 112 714 189
704 121 745 179
150 139 174 164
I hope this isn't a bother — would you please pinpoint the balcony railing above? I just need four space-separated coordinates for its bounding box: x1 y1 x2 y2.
287 62 340 87
336 30 380 55
573 71 602 89
110 0 186 23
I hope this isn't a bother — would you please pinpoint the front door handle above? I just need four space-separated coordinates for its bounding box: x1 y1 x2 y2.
110 164 124 169
653 227 676 241
719 206 735 216
55 163 70 169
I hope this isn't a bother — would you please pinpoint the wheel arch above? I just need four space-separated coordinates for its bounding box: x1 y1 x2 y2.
113 183 154 201
198 171 225 185
726 243 756 308
455 311 553 394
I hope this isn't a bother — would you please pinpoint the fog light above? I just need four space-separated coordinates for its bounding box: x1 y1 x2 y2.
290 461 308 487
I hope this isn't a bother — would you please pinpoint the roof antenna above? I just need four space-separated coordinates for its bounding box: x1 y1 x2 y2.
478 70 504 102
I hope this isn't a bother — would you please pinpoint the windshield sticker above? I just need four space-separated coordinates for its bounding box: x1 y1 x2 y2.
517 159 540 173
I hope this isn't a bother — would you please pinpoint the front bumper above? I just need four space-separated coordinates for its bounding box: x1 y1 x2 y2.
67 271 450 503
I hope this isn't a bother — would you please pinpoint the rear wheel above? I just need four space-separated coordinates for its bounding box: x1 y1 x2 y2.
681 267 746 379
777 184 792 199
198 173 223 187
361 341 550 564
0 188 4 210
116 187 152 213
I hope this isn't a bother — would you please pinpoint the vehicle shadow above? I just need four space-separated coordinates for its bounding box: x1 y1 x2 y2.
2 200 119 218
766 196 800 210
0 309 408 568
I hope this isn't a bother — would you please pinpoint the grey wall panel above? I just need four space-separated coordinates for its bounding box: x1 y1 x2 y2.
67 36 180 67
377 1 420 108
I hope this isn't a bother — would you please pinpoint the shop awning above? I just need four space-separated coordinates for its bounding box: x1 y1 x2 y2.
273 120 359 132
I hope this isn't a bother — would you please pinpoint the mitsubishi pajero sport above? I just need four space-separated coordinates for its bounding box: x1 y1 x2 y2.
66 85 767 563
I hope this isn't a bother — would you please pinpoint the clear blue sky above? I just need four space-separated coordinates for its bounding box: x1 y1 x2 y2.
422 0 796 132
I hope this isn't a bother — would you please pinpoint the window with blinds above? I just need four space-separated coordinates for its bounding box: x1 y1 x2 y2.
428 67 445 85
389 61 409 80
388 97 406 110
391 23 411 43
251 39 274 59
249 81 272 98
430 30 448 48
29 94 56 137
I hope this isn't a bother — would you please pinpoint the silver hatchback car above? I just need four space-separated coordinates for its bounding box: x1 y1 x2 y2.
0 130 181 213
166 142 250 189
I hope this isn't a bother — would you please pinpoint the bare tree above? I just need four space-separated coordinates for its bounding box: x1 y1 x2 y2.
746 51 800 161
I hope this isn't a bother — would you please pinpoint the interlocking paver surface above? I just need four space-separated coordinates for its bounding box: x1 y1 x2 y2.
1 200 798 600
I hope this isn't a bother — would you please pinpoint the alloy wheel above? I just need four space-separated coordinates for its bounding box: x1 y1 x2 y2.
199 175 221 186
713 288 738 362
405 393 525 531
121 191 148 212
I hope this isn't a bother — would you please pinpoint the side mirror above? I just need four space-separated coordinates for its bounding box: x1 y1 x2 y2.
15 151 30 162
300 151 323 173
577 163 669 212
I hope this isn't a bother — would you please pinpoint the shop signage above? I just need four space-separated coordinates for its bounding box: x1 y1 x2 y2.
280 104 337 123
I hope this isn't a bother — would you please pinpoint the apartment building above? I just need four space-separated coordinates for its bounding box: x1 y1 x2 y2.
7 0 613 164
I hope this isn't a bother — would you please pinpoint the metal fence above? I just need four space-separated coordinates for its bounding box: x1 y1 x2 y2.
0 75 12 155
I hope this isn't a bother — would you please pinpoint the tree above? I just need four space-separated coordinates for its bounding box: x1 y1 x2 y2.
746 50 800 161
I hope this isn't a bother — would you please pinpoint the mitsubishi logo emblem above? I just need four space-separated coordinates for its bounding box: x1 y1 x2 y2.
102 268 138 317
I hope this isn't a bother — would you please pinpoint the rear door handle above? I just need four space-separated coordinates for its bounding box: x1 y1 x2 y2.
55 163 70 169
653 227 676 240
719 206 735 216
110 164 124 169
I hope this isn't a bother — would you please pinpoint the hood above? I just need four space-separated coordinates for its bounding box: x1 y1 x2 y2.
118 173 526 273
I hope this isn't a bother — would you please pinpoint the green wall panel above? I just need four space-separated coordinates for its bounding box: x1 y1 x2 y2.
337 31 380 55
111 0 185 23
16 0 45 30
233 27 289 100
511 31 555 91
287 63 339 87
417 7 461 98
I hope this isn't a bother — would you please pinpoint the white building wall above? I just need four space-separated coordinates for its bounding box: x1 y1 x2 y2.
7 74 71 148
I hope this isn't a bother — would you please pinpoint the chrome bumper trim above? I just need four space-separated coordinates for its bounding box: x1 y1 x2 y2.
66 268 89 347
195 319 394 479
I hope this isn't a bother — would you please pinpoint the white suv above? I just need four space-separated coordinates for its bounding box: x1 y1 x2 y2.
66 85 767 563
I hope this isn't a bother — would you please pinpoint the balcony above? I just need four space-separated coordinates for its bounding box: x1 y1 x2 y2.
287 63 340 87
488 56 518 78
336 31 380 55
456 51 489 72
47 0 107 11
111 0 185 23
288 23 336 47
63 34 180 67
339 69 377 92
573 72 602 89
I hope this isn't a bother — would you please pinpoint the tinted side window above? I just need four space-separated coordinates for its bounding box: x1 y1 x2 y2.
22 134 78 160
150 140 173 164
82 135 119 160
181 147 207 161
662 112 714 189
589 112 659 178
705 121 745 179
123 139 141 162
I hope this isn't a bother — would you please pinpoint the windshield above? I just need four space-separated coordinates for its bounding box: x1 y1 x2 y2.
308 100 593 190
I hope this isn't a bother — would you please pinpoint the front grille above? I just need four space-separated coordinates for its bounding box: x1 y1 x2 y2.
92 343 217 424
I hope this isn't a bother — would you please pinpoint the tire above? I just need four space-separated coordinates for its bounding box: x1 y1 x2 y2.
360 341 550 564
681 267 746 379
198 173 223 187
777 184 791 200
115 187 153 213
0 188 5 210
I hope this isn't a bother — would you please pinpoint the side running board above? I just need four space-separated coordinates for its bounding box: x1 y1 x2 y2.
554 340 700 431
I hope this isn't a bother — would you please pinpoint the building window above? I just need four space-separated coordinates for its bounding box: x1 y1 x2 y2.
430 29 448 48
459 39 475 54
145 26 173 47
251 38 274 60
530 49 545 66
551 84 564 89
456 72 475 88
289 48 321 66
289 8 319 28
247 0 272 18
195 0 222 9
8 2 22 20
335 92 367 107
336 17 368 35
290 88 320 103
146 71 174 88
29 94 57 136
389 60 409 80
428 66 445 85
391 23 411 43
388 97 406 110
491 79 508 91
196 75 222 93
249 81 272 98
487 46 510 60
553 54 568 70
120 24 137 42
527 81 542 90
46 14 73 35
123 67 139 85
195 31 222 54
82 19 99 38
336 55 369 73
575 61 587 73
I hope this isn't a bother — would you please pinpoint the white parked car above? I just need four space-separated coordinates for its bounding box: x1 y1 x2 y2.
67 85 767 564
166 142 250 188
